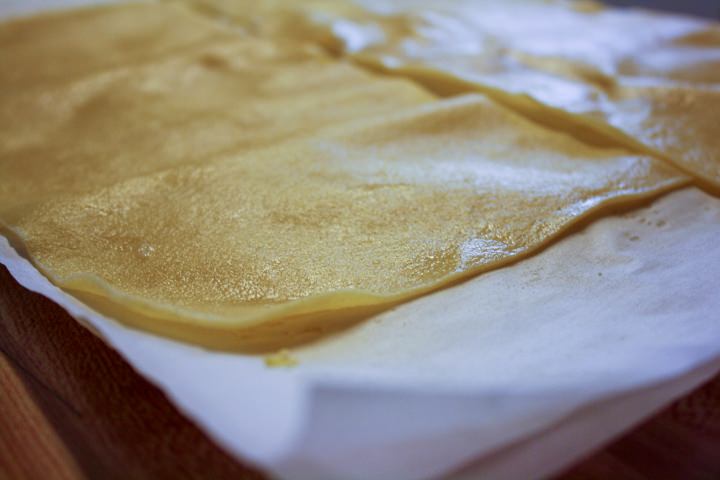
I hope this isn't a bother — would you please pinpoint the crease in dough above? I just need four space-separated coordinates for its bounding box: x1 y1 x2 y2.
189 0 720 191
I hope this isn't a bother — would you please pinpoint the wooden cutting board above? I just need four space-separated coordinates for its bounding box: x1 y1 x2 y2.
1 264 718 480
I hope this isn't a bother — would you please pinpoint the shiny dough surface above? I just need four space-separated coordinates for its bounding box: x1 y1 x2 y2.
198 0 720 189
0 1 699 350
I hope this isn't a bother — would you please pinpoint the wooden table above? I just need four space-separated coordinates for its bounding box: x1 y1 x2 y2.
1 265 718 480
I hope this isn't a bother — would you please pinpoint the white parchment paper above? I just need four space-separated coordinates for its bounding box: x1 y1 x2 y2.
2 2 720 478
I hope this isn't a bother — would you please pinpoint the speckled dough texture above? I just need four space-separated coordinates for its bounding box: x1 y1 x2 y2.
1 0 716 349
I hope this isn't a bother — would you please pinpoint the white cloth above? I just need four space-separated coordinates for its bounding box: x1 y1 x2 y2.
2 188 719 480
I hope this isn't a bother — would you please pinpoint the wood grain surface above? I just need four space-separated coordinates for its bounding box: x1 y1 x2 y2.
0 264 718 480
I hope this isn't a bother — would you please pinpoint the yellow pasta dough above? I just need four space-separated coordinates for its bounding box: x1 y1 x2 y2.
0 2 694 350
0 3 432 218
198 0 720 190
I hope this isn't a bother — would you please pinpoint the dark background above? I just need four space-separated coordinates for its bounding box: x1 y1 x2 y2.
605 0 720 19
